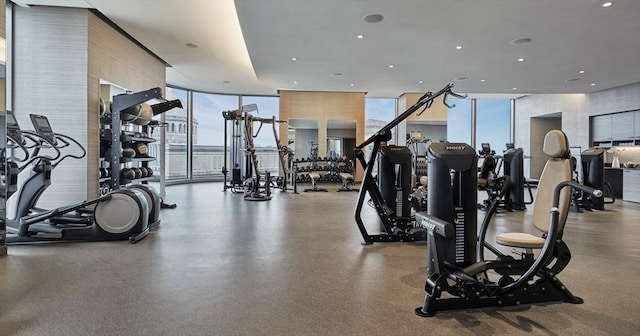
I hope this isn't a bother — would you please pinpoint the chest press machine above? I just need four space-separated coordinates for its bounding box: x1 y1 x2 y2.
414 130 602 317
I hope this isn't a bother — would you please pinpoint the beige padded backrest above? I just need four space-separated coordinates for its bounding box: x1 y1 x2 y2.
532 130 572 233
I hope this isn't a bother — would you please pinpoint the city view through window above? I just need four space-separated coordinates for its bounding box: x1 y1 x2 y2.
150 87 511 183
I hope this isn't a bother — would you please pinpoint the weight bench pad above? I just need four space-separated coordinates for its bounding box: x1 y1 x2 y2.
496 232 545 249
339 173 353 180
309 172 321 180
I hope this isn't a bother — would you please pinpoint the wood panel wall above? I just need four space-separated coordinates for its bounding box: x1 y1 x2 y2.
87 11 165 198
12 6 165 207
279 90 365 180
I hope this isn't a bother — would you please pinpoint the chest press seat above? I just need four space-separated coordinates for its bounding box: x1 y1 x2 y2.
496 130 572 249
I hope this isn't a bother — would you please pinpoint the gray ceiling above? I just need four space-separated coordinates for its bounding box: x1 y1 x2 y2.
13 0 640 97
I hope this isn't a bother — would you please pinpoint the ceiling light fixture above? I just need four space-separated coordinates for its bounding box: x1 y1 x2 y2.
357 35 364 39
455 77 468 81
480 79 486 82
331 72 344 77
579 70 585 74
456 45 463 50
185 42 199 48
388 64 394 68
418 80 424 84
291 57 297 61
513 87 518 90
510 38 533 45
591 83 597 86
363 14 384 23
518 58 525 62
567 78 580 82
350 83 355 87
602 2 613 7
293 81 298 84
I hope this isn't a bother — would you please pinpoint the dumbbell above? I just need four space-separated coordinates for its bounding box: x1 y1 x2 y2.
144 167 154 177
132 168 144 179
120 168 135 180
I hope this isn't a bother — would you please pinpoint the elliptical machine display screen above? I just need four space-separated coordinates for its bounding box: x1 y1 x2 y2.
29 114 57 145
6 111 24 144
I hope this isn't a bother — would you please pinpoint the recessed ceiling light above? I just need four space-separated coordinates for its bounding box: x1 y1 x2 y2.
513 87 518 90
602 2 613 8
293 81 298 84
591 83 597 86
456 45 463 50
388 64 394 68
357 35 364 39
185 42 199 48
518 58 525 62
579 70 585 74
363 14 384 23
418 80 424 84
350 83 355 87
480 79 486 82
291 57 297 61
510 38 533 45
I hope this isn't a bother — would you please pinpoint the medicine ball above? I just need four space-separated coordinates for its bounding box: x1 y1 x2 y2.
121 104 141 123
120 168 135 180
122 147 136 158
132 103 153 126
134 143 148 157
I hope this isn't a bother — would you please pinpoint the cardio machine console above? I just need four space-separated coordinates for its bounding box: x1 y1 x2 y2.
6 111 24 144
29 114 57 145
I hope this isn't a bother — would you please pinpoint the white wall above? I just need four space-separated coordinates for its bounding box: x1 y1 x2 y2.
515 82 640 177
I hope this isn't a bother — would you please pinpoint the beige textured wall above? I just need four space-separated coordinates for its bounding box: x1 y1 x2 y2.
279 90 365 180
87 11 166 198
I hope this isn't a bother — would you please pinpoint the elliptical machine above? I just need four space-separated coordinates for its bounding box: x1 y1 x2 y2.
5 112 152 244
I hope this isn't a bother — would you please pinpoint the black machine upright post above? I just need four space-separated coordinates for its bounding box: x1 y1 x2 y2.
580 148 606 210
503 147 527 210
426 142 478 267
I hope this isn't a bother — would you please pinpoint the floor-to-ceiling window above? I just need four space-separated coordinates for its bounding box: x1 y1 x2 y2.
364 98 396 173
192 92 239 179
475 99 512 153
153 87 189 181
446 97 472 145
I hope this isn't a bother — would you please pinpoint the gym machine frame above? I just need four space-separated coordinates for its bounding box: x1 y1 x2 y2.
353 83 466 244
108 87 182 191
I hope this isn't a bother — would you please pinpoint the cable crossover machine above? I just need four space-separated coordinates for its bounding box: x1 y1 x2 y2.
353 83 466 244
221 104 292 201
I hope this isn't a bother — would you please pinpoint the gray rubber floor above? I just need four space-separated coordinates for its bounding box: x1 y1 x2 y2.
1 182 639 335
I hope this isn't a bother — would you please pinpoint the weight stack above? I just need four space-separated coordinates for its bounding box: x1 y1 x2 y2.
427 142 477 268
